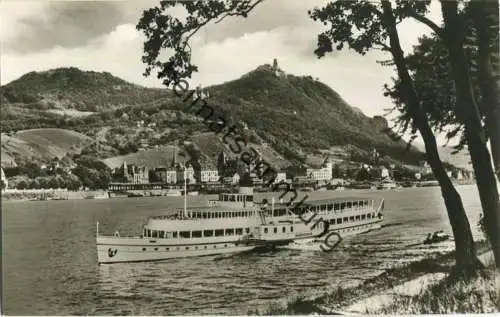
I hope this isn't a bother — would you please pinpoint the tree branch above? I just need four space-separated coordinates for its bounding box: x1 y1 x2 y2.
407 10 445 38
215 0 265 24
374 40 391 52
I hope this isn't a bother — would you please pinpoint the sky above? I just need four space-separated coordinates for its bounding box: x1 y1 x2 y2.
0 0 446 144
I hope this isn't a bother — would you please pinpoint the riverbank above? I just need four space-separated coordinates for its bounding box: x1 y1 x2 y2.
253 241 497 315
1 189 109 201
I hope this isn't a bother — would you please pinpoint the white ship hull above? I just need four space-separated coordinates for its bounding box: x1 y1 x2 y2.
97 235 254 264
277 221 382 251
96 186 386 264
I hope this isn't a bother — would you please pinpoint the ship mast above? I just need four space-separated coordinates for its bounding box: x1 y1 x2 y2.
183 167 187 218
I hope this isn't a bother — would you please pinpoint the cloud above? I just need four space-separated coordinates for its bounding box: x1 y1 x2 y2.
1 1 143 54
1 0 444 122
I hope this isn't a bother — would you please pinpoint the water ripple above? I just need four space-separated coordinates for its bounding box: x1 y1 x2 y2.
2 186 484 315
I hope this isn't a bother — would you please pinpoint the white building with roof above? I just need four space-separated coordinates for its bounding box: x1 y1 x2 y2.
1 167 7 190
306 162 333 182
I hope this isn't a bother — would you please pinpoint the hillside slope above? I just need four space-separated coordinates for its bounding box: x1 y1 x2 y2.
1 65 425 169
1 128 91 167
203 64 421 164
1 67 170 112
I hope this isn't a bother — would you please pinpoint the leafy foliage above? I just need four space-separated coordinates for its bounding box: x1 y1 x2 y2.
384 8 498 154
136 0 264 85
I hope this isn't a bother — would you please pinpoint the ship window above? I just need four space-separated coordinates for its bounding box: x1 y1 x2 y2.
264 228 269 234
337 218 342 224
185 246 189 250
282 227 286 233
353 201 358 208
143 229 147 237
215 229 224 237
224 244 228 247
225 228 234 236
204 230 214 237
347 202 352 208
166 247 170 251
273 227 277 233
147 229 151 237
204 245 207 249
247 195 253 202
328 204 333 210
367 213 372 219
334 204 339 211
152 230 158 238
349 216 355 221
356 215 360 220
230 195 236 202
160 231 165 238
202 212 207 219
290 226 294 232
192 231 202 238
173 231 178 238
372 213 376 218
154 247 158 251
236 228 243 235
142 248 146 251
245 228 250 234
340 203 346 209
361 214 366 220
329 219 334 225
180 231 191 239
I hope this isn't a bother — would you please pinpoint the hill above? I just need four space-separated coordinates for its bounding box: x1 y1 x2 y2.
1 64 428 170
1 67 170 112
203 63 422 164
1 128 91 167
413 143 472 171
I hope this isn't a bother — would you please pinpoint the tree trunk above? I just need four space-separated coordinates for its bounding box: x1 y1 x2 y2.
380 0 481 276
441 0 500 270
471 0 500 181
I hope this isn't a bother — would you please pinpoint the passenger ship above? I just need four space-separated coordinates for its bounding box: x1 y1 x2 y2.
96 186 384 264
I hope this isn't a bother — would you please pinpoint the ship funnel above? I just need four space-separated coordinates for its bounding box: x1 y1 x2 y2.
239 186 254 195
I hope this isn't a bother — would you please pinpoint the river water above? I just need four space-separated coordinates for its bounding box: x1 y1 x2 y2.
2 185 485 315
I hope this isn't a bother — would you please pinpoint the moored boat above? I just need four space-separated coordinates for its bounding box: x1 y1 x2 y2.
377 179 397 190
423 230 450 244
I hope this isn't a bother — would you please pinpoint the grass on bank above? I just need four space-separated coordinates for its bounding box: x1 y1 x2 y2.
370 266 499 314
249 241 494 315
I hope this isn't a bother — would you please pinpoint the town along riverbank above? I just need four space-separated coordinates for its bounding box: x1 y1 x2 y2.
253 241 497 315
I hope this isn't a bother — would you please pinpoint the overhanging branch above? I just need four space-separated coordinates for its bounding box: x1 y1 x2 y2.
407 10 445 38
